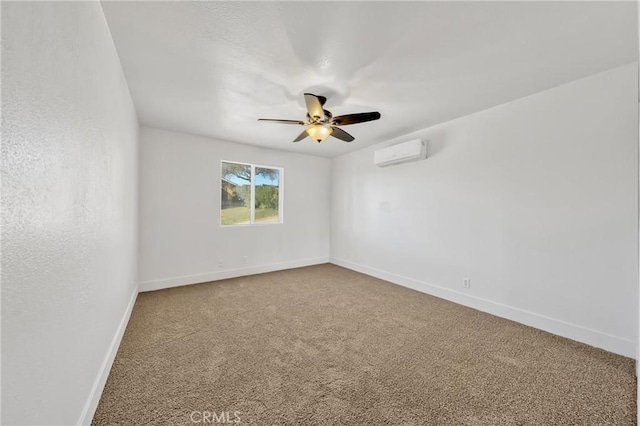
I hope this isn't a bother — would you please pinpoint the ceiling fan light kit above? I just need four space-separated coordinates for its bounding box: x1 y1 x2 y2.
306 124 333 143
258 93 381 144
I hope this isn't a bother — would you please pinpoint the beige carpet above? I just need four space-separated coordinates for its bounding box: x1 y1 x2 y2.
93 264 636 425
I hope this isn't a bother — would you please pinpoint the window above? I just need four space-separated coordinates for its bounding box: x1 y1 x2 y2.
220 161 283 226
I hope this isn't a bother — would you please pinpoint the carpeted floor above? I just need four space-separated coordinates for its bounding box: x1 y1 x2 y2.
93 264 636 425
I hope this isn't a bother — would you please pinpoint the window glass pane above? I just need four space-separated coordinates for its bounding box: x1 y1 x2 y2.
254 167 280 223
221 162 251 225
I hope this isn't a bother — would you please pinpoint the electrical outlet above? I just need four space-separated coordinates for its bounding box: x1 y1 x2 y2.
463 278 471 289
241 256 247 266
218 259 224 268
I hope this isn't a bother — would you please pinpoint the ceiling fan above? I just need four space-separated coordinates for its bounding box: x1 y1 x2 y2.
258 93 381 143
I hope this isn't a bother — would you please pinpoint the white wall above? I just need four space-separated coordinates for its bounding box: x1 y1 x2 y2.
331 63 639 357
2 2 139 425
138 126 331 291
636 4 639 416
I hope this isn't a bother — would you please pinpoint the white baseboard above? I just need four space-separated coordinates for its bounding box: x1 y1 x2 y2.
139 257 330 292
77 287 138 426
330 257 635 358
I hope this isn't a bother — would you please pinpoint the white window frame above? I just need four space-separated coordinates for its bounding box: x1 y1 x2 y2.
220 160 284 227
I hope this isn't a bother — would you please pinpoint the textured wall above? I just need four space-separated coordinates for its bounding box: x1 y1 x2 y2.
1 2 139 425
331 64 639 357
138 126 331 291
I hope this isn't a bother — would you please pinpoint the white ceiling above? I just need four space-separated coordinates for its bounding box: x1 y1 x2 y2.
101 1 637 158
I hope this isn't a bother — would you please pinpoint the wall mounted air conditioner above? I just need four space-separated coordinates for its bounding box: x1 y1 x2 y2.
374 138 427 167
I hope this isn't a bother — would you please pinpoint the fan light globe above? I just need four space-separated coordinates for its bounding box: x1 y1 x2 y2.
306 124 333 143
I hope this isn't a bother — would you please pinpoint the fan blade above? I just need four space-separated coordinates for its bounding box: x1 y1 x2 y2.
331 112 381 126
330 127 355 142
304 93 324 120
258 118 305 125
293 129 308 142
